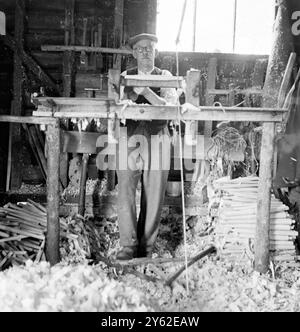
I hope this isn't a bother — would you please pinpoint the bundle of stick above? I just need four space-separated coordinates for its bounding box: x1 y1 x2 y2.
213 177 298 263
0 200 97 270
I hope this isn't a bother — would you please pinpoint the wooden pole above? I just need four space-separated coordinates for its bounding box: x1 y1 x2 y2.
233 0 237 53
255 0 294 274
61 0 76 189
106 69 120 191
33 105 286 122
205 57 218 137
185 70 202 185
113 0 124 70
176 0 188 45
146 0 157 34
192 0 198 52
2 34 60 95
46 120 61 266
10 0 25 190
255 122 275 273
78 154 89 216
42 45 132 55
24 125 47 180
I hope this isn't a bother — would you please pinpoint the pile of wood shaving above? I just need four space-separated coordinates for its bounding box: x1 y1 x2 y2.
62 179 105 199
1 208 300 312
0 261 154 312
8 183 46 195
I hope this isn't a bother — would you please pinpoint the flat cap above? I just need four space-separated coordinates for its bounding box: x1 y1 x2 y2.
128 33 158 48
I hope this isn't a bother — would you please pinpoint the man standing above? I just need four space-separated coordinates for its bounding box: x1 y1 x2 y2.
116 33 177 260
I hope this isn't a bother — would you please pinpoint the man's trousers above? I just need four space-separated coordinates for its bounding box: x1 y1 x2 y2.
116 125 170 250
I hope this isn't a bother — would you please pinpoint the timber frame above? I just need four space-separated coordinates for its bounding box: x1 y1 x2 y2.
0 96 286 270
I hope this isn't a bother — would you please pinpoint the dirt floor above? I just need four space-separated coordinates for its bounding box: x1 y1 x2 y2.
1 210 300 312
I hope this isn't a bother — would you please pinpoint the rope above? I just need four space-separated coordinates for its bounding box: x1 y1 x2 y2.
117 100 133 123
213 101 227 114
175 6 190 292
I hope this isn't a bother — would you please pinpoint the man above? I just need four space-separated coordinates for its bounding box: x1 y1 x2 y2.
116 33 178 260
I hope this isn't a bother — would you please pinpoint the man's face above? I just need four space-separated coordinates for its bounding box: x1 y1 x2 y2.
132 39 156 67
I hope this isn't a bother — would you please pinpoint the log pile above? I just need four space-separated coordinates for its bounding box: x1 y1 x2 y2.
0 201 101 270
213 177 298 263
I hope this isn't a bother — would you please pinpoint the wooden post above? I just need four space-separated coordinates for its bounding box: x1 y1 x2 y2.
2 33 60 95
146 0 158 34
255 122 275 273
61 0 76 188
205 57 217 137
232 0 238 53
186 70 203 186
106 69 120 191
113 0 124 70
192 0 197 52
46 120 61 266
9 0 25 190
255 0 293 274
78 154 89 216
185 70 199 168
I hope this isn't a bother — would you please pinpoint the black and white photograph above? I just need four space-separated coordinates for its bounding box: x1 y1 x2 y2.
0 0 299 315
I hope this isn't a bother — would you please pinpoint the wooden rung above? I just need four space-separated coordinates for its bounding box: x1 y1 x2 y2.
122 75 184 89
208 89 263 96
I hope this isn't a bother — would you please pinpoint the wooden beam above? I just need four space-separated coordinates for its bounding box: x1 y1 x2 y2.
185 70 201 183
273 53 297 179
0 115 56 125
208 88 263 96
33 105 286 123
251 59 268 89
61 131 243 161
64 0 75 46
46 120 61 266
63 52 75 97
192 0 197 51
61 0 76 188
255 122 275 273
78 154 89 216
28 125 48 179
36 97 109 107
23 124 47 181
1 34 60 95
113 0 124 69
255 0 294 274
41 45 132 55
205 57 218 137
146 0 157 34
107 70 119 190
9 0 25 190
0 11 5 36
122 75 184 88
277 52 297 108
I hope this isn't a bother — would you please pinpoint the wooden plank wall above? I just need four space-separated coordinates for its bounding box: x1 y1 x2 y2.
156 52 269 107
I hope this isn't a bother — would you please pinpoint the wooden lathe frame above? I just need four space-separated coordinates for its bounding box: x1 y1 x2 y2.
0 97 287 270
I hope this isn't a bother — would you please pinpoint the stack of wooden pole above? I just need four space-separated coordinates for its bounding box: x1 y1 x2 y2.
214 177 298 263
0 201 71 270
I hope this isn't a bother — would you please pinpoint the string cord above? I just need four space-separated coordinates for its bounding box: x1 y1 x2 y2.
175 44 190 295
